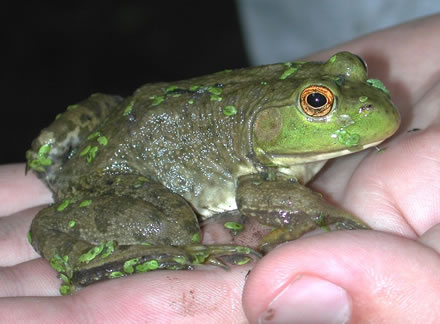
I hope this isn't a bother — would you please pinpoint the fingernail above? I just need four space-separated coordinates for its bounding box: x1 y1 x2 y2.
259 274 351 324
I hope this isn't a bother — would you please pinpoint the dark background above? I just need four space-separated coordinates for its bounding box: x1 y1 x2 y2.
2 1 248 164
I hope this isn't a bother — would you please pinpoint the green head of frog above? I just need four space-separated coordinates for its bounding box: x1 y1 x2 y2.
253 51 400 165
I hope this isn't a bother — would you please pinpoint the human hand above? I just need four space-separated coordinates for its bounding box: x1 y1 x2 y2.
1 14 440 323
244 14 440 323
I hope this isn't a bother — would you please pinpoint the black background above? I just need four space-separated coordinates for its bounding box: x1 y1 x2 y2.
2 1 248 164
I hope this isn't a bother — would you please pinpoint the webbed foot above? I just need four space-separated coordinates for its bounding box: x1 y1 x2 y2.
54 243 261 294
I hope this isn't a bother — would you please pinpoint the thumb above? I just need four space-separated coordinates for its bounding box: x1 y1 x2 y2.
242 230 440 323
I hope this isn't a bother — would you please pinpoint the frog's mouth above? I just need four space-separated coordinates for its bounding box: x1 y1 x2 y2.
267 139 385 165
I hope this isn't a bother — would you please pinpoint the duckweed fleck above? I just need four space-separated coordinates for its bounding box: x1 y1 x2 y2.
28 144 53 172
80 145 91 156
57 199 71 212
208 86 223 96
27 231 32 244
191 232 201 243
123 258 139 274
49 254 71 277
173 256 188 265
367 79 390 96
166 85 178 92
336 130 361 147
189 85 201 91
136 260 159 272
280 62 298 80
210 95 222 102
109 271 125 279
223 105 237 116
78 242 105 264
60 284 73 295
81 146 98 163
150 95 165 106
224 221 244 232
79 200 92 207
87 132 100 140
123 100 135 116
101 240 116 258
97 136 108 146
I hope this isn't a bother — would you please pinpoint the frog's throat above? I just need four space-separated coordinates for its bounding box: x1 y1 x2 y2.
263 139 384 165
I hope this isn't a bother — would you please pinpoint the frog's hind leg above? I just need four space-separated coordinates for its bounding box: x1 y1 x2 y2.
237 174 370 253
26 93 123 185
30 176 260 294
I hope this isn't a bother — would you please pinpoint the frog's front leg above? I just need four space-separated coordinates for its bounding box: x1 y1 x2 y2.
30 175 259 294
236 174 369 253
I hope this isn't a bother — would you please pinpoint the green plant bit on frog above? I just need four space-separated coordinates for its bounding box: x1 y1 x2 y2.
224 221 244 236
123 258 139 274
79 199 92 207
27 144 52 172
279 62 299 80
26 52 400 294
57 199 71 212
27 231 32 244
136 260 159 272
223 105 238 116
367 78 391 96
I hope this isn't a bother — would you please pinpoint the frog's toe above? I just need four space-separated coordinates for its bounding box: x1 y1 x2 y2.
69 243 260 291
184 244 262 266
258 215 370 254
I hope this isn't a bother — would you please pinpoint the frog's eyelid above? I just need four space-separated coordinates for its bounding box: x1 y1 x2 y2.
353 54 368 74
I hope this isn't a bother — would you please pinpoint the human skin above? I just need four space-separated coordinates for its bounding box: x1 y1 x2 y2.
1 14 440 323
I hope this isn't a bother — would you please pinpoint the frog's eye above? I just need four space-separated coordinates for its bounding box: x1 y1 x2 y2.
300 85 334 117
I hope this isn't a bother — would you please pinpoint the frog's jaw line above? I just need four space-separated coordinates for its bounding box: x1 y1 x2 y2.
267 139 385 165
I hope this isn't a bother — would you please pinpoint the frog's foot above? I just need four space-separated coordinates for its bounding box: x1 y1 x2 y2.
258 215 369 254
69 243 261 291
183 243 262 267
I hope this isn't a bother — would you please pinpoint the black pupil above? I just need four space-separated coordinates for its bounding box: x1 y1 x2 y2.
307 92 327 108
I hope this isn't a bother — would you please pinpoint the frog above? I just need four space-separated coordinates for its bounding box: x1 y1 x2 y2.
26 52 400 295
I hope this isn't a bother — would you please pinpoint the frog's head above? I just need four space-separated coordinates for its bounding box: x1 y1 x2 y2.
253 51 400 167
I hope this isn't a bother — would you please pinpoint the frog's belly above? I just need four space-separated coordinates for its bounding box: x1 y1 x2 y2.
182 179 238 220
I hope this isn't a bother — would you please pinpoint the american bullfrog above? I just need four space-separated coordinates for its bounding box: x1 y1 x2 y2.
26 52 400 294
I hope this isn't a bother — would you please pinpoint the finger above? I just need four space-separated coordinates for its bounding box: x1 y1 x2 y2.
0 207 42 266
0 258 60 297
1 266 252 323
307 14 440 114
346 123 440 236
243 230 440 323
418 223 440 253
0 164 52 217
406 78 440 131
